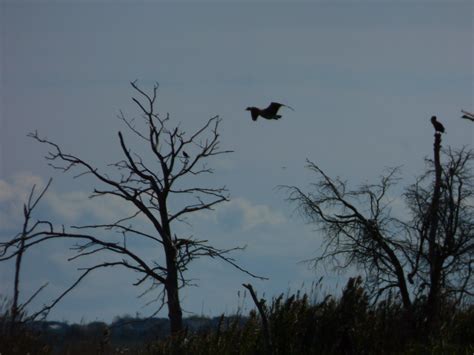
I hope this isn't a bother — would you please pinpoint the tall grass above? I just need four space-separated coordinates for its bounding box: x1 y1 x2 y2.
147 277 474 354
1 279 473 354
0 296 50 354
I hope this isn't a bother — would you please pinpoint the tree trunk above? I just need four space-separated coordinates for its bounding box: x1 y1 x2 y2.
165 268 183 335
426 132 443 334
163 218 183 335
10 231 26 335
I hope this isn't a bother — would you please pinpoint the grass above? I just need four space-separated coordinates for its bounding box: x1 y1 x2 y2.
1 279 473 354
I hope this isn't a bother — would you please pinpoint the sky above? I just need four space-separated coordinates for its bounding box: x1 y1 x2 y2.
0 0 472 323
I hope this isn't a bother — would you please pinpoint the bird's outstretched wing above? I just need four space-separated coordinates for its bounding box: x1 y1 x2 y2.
268 102 295 113
266 102 283 115
461 110 474 122
281 103 295 111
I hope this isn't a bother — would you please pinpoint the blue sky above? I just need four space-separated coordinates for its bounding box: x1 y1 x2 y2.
1 1 472 323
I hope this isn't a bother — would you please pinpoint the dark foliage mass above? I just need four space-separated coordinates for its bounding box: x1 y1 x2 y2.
1 278 473 354
151 278 473 355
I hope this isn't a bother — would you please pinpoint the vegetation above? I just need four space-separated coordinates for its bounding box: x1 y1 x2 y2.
1 279 473 354
148 279 473 355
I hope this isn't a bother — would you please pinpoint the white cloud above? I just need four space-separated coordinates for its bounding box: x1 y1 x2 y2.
0 172 47 202
0 180 14 202
239 199 286 230
45 190 91 222
0 172 147 233
216 197 286 231
45 190 137 224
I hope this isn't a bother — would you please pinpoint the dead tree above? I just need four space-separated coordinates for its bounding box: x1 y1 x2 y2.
4 81 264 335
0 178 88 330
404 142 474 333
283 126 473 334
283 164 413 311
3 179 53 333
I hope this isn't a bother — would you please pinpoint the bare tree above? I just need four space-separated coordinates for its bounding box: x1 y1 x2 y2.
283 126 473 334
404 143 473 331
3 179 52 333
1 177 89 333
2 81 263 335
284 163 413 310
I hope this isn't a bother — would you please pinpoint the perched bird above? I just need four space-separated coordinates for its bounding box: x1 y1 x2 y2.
182 151 190 159
246 102 294 121
431 116 445 133
461 110 474 122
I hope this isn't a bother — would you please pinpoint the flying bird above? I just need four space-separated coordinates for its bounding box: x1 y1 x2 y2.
461 110 474 122
246 102 294 121
430 116 445 133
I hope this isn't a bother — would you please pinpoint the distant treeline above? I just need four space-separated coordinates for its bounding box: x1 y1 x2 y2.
20 315 233 352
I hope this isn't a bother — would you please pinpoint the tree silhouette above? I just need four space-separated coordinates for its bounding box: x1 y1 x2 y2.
405 143 473 333
284 122 473 335
1 179 54 332
3 81 263 334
